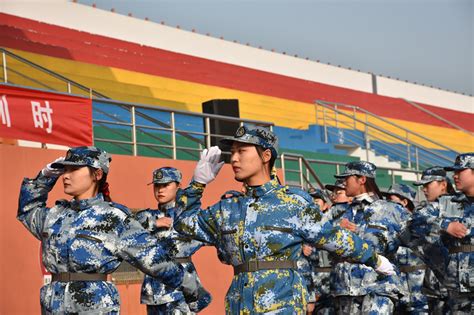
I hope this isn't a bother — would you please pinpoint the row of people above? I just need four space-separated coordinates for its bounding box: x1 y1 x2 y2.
299 160 472 314
18 126 472 314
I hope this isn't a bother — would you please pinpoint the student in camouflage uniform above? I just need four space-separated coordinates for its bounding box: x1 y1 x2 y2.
331 161 410 315
304 188 335 315
409 153 474 314
383 183 429 314
18 146 196 314
174 126 396 315
326 179 352 205
412 166 454 314
135 167 211 314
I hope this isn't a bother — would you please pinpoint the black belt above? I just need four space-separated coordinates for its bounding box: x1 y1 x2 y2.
175 257 192 264
449 244 474 254
315 267 332 273
52 272 108 282
399 264 427 273
233 260 297 275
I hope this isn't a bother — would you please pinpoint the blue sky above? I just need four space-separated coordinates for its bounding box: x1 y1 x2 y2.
79 0 473 95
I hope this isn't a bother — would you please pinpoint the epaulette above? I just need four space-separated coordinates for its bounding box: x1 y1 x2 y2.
108 202 132 215
221 190 242 200
285 186 313 203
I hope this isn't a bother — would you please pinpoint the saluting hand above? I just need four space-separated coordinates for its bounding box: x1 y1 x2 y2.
193 146 225 184
41 157 65 178
340 218 357 232
156 217 173 228
446 221 468 238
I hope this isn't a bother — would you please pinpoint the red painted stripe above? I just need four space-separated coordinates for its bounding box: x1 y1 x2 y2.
1 13 472 131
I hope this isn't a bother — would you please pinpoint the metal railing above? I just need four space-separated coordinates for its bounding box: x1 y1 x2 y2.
1 48 108 99
279 152 422 190
401 98 473 136
315 100 459 170
93 98 274 159
279 153 325 190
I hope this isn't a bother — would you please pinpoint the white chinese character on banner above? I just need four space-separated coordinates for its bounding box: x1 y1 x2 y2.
0 95 11 128
31 101 53 134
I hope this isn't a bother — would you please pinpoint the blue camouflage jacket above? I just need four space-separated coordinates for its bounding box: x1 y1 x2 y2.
410 193 473 293
18 173 183 314
330 194 409 298
135 204 211 312
174 178 379 314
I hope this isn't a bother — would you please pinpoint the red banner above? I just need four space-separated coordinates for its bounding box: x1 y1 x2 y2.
0 84 92 146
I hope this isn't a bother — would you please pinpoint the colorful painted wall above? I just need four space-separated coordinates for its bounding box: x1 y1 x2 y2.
1 2 473 153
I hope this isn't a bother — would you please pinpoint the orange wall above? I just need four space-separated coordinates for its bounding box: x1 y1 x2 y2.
0 144 238 314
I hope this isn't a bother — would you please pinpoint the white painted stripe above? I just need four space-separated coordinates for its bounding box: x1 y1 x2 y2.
1 1 473 114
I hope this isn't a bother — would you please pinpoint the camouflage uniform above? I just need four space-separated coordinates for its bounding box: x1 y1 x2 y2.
384 184 429 315
409 153 474 314
18 147 185 314
331 162 410 315
135 167 211 314
413 167 450 314
174 127 380 315
307 188 335 315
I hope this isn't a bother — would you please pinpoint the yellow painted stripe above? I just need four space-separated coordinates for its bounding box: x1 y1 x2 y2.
6 49 474 152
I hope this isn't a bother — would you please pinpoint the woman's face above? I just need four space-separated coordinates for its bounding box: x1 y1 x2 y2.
154 182 179 205
230 142 268 183
389 194 408 209
453 168 474 193
344 175 364 197
331 188 351 203
422 180 447 202
63 166 101 200
313 198 329 212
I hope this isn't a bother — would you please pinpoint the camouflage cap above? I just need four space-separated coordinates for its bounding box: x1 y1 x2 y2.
383 183 416 209
51 146 111 173
383 183 416 203
335 161 376 179
220 126 279 158
324 179 346 192
149 167 182 185
413 166 448 186
444 152 474 171
307 187 330 203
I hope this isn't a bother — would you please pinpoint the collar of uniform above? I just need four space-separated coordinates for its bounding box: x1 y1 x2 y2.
452 192 469 203
70 193 104 211
245 177 279 198
159 201 176 212
353 192 375 204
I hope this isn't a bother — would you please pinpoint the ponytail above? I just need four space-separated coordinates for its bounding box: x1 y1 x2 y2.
88 166 112 202
99 175 112 202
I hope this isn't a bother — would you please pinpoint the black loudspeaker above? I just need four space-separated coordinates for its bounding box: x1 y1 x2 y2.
202 99 240 162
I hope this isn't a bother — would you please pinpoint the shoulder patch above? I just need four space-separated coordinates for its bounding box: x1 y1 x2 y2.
108 202 132 216
221 190 242 200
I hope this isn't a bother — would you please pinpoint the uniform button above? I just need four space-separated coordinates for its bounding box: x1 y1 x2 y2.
244 244 249 249
55 291 59 296
244 282 249 287
67 214 72 218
